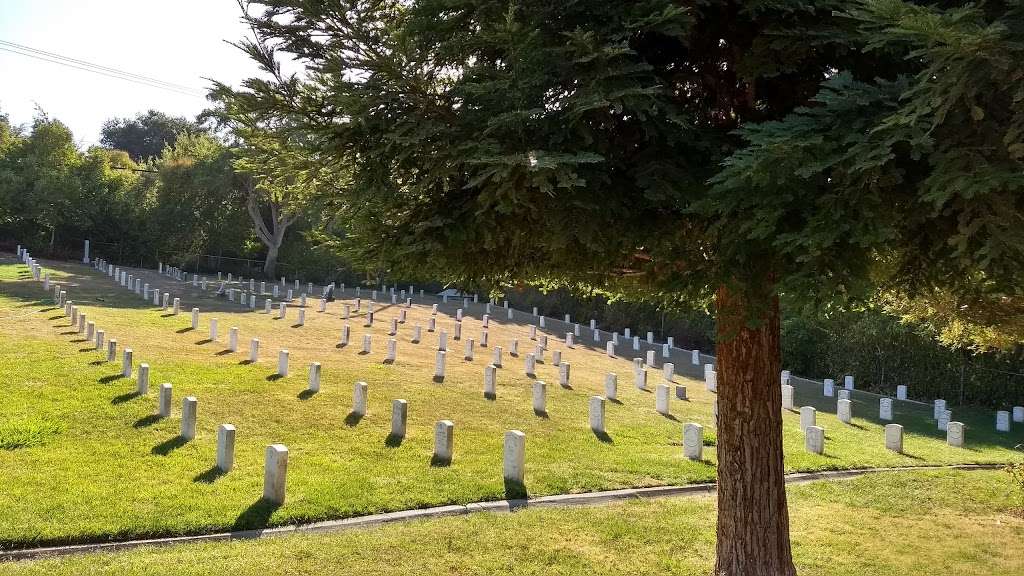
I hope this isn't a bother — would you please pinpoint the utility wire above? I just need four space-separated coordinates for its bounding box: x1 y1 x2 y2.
0 41 206 98
0 39 204 94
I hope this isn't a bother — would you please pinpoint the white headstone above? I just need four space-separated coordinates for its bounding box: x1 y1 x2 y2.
159 383 172 417
353 381 368 415
1012 406 1024 423
879 397 893 421
947 421 965 447
589 396 606 433
362 334 372 354
656 384 670 415
181 396 198 440
435 350 446 378
249 338 260 363
391 399 408 438
896 385 908 401
604 373 618 401
805 425 825 454
277 349 289 376
823 379 835 397
503 430 526 485
308 362 321 392
683 423 703 460
781 384 795 411
525 353 536 375
884 423 903 453
844 375 854 390
799 406 816 432
996 410 1010 432
933 399 946 420
137 363 150 394
263 444 288 504
532 381 546 414
434 420 454 464
837 399 852 424
229 327 238 352
216 424 236 473
122 348 133 378
558 362 571 388
635 369 647 390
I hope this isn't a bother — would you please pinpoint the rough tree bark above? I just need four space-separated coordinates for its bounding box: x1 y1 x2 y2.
245 185 297 279
713 283 795 576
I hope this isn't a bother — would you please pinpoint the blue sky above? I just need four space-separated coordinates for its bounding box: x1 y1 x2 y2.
0 0 264 146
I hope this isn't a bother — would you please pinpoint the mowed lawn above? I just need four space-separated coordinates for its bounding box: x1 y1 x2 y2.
2 470 1022 575
1 255 1022 548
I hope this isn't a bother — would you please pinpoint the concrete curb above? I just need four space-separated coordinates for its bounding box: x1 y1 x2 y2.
0 463 1002 562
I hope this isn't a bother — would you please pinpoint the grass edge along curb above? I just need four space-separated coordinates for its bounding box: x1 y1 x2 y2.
0 463 1002 562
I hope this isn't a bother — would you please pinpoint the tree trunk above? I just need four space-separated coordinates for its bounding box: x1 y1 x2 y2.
264 244 279 279
713 284 795 576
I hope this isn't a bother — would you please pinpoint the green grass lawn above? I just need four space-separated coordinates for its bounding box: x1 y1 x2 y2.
1 469 1021 575
1 256 1022 548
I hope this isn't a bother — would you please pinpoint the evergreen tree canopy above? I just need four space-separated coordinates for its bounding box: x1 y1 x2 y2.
214 1 1024 573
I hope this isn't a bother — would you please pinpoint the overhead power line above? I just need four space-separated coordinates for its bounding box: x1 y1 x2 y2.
0 39 207 98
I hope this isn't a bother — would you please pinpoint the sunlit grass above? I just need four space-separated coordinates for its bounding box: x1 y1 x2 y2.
1 255 1021 547
1 470 1021 575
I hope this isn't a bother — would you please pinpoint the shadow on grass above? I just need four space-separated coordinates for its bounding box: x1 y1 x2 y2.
660 413 679 422
47 315 63 320
111 391 141 404
89 360 106 366
357 350 370 356
233 498 282 531
432 375 445 383
151 436 189 456
382 358 395 365
384 433 404 448
344 411 364 427
70 338 87 343
38 307 58 312
298 389 316 400
429 454 451 468
525 372 536 379
503 479 527 500
608 398 623 405
195 339 212 345
176 327 194 334
534 409 549 419
484 392 496 401
215 349 233 356
160 313 175 318
193 466 227 484
266 373 284 382
899 451 927 461
78 347 95 352
59 330 77 335
133 415 162 429
98 373 125 384
290 323 304 328
593 430 614 444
